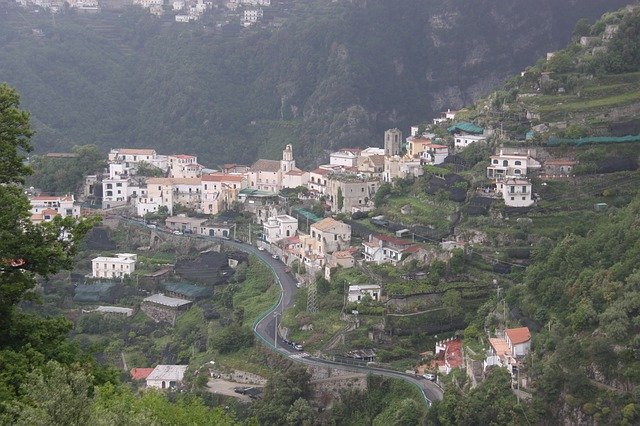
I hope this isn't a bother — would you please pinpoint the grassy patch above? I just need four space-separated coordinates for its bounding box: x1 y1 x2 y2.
233 257 278 327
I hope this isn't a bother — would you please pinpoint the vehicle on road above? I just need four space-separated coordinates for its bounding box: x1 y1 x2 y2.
172 230 183 235
258 246 265 251
423 373 436 381
296 282 302 288
294 344 303 351
272 254 279 260
146 224 156 229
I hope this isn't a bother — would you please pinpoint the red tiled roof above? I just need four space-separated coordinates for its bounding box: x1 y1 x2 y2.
171 154 197 159
373 234 415 246
311 168 331 176
505 327 531 345
250 159 281 173
130 367 154 381
201 173 244 182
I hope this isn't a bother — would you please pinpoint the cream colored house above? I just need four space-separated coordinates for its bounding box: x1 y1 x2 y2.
201 173 246 215
92 253 137 279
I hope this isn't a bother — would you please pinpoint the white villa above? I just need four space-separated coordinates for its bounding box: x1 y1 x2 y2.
91 253 137 279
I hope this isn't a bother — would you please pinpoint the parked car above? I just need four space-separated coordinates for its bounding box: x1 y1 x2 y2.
258 246 265 251
172 230 183 235
294 344 304 351
423 373 436 381
146 224 156 229
272 254 279 260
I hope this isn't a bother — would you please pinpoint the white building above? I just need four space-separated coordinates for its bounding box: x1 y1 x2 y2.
29 195 80 219
247 145 305 193
454 134 486 150
419 143 449 165
383 156 423 183
102 176 129 209
201 173 246 215
362 234 419 265
168 154 201 179
92 253 137 279
505 327 532 357
347 284 381 303
146 365 188 389
263 215 298 244
172 0 184 10
243 8 263 26
487 149 541 180
498 178 534 207
330 149 361 167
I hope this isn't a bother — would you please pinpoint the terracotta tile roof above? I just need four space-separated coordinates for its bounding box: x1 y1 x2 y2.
311 168 331 176
41 208 59 216
373 234 415 246
250 159 281 173
312 217 345 231
130 367 155 381
201 173 244 182
489 337 510 357
171 154 197 159
285 170 306 176
118 148 156 155
505 327 531 345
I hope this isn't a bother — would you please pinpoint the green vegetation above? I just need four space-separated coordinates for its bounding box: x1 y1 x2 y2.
0 1 628 165
27 144 105 196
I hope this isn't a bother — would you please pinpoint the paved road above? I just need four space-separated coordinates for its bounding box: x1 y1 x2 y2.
113 218 443 406
220 240 443 406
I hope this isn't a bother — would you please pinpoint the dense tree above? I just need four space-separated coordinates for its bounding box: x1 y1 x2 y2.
0 85 103 416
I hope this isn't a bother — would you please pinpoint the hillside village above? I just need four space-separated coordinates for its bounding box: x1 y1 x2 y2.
13 0 292 27
10 3 640 423
28 100 587 396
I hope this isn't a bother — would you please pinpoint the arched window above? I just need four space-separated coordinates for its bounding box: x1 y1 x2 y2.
514 160 522 166
514 169 522 175
502 160 508 167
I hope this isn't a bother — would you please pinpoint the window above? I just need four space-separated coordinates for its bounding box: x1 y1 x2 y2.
515 160 522 166
522 197 526 200
493 160 498 164
514 169 522 175
510 186 515 193
502 160 508 167
522 186 527 193
116 183 122 187
204 184 208 190
106 183 113 189
510 197 515 200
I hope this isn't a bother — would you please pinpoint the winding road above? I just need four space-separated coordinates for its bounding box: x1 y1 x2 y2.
114 217 443 406
220 239 444 406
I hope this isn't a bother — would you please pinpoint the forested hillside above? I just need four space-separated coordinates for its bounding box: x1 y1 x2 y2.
0 0 630 166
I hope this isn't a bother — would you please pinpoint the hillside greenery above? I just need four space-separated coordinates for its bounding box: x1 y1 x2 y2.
0 0 630 166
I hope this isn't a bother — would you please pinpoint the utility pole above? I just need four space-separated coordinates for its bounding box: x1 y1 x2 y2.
274 312 278 349
248 223 252 245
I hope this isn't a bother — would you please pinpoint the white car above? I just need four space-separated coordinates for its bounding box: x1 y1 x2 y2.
258 247 265 251
294 344 303 351
272 254 279 260
173 230 183 235
423 373 436 381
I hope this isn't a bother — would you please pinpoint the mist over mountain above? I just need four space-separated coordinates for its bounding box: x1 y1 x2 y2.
0 0 631 166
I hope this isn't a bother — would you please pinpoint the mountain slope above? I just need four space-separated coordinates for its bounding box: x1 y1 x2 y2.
0 0 631 165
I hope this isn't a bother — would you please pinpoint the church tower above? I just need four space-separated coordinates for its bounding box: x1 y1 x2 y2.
384 128 402 156
281 144 295 172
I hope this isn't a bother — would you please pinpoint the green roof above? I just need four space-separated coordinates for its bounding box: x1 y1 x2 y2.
163 282 213 299
292 208 322 223
239 188 279 197
447 122 484 134
74 282 116 302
